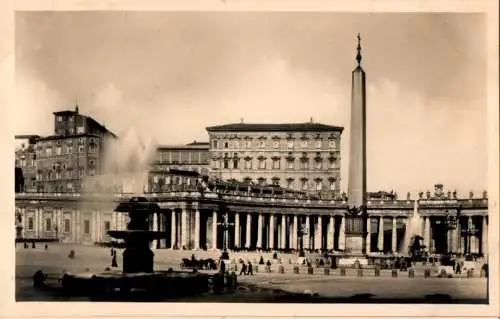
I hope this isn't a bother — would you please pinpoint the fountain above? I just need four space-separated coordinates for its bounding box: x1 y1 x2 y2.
53 197 235 300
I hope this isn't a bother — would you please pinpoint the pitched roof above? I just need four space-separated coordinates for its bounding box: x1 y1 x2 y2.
206 122 344 133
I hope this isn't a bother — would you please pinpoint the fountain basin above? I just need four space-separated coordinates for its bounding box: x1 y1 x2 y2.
60 269 214 298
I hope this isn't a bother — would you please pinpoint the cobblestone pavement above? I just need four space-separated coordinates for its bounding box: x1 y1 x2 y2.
15 244 488 302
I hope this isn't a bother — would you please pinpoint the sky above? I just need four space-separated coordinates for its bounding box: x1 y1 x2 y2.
13 11 487 196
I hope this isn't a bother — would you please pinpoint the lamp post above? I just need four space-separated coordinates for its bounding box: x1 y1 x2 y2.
217 193 234 260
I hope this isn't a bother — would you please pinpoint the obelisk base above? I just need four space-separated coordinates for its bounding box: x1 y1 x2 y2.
345 235 365 255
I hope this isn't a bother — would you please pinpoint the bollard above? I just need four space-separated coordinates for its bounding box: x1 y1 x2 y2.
374 267 380 277
467 269 473 278
424 269 431 278
391 269 398 278
324 268 330 276
340 268 346 276
293 266 300 274
279 265 285 274
307 267 314 275
357 269 363 277
408 268 415 278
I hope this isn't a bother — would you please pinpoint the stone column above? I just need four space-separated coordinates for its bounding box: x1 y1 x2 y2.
281 215 287 250
234 212 240 248
327 215 334 250
391 217 397 253
257 213 263 249
304 215 310 250
181 209 188 249
338 216 345 250
378 217 384 252
245 213 251 249
424 216 431 252
293 215 298 250
481 216 488 256
212 210 218 250
194 210 200 250
269 214 275 250
366 216 371 253
151 212 158 249
170 210 177 249
315 216 322 251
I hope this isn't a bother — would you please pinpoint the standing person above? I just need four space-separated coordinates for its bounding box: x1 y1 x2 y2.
220 259 226 274
111 252 118 268
247 261 254 276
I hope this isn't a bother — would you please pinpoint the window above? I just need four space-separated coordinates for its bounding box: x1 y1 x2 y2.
69 128 74 134
329 140 336 149
329 159 336 169
315 180 323 191
67 183 73 191
77 126 84 134
258 159 266 169
223 153 229 169
213 140 218 149
301 160 309 170
47 171 53 180
56 146 62 155
79 168 85 177
28 217 34 230
315 140 322 148
259 141 265 148
89 140 97 153
286 179 294 189
64 219 71 232
273 141 279 149
287 141 294 149
224 142 229 148
329 180 336 191
272 159 280 169
315 161 322 169
57 116 63 122
301 141 308 148
66 145 73 154
78 145 85 153
258 178 266 186
246 141 252 148
301 179 308 190
244 159 252 169
46 147 52 156
234 141 240 149
212 159 219 169
233 157 239 169
55 171 61 180
104 221 111 232
45 218 52 231
272 178 280 186
69 116 73 122
84 220 90 234
287 161 294 169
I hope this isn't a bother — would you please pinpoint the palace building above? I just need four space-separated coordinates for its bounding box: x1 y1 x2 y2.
206 121 343 197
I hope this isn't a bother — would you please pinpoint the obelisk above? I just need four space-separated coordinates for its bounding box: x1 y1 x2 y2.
345 34 368 255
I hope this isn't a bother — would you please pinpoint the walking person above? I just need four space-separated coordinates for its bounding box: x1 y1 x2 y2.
239 262 247 276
